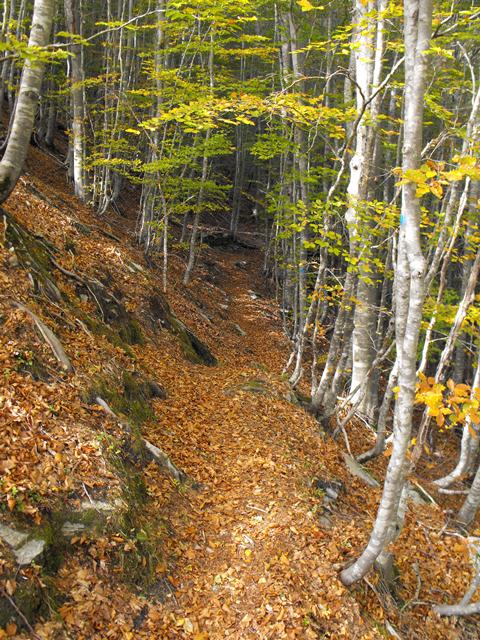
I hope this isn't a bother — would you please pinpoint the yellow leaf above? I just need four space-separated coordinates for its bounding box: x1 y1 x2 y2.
470 413 480 426
244 548 252 560
297 0 314 10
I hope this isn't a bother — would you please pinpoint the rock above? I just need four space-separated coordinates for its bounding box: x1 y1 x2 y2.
219 304 229 311
81 499 114 512
314 478 344 502
318 514 333 529
61 521 86 537
0 524 48 566
199 311 213 324
342 453 380 488
148 380 168 400
233 323 246 337
126 261 144 274
149 294 217 366
0 524 28 548
235 261 247 269
14 539 46 566
248 290 260 300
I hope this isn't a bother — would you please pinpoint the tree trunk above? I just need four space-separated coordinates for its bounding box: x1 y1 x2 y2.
0 0 55 203
64 0 86 201
340 0 432 585
457 460 480 527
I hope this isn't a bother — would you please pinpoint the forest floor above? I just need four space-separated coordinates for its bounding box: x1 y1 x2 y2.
0 144 479 639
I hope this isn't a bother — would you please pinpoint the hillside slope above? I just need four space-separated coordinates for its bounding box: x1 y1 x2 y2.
0 145 477 639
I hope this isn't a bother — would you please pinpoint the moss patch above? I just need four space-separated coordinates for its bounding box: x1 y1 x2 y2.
84 370 163 428
4 210 62 303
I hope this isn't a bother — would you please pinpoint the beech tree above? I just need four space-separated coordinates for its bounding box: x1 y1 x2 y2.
0 0 55 203
340 0 433 585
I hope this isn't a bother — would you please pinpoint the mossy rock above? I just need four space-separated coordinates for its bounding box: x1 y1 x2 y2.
3 210 62 302
118 318 144 346
3 212 142 356
80 311 135 357
64 238 76 254
104 443 167 590
85 370 164 427
77 280 144 347
149 294 217 366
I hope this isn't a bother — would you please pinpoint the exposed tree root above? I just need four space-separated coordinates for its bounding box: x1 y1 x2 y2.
95 396 193 486
434 569 480 617
13 301 74 372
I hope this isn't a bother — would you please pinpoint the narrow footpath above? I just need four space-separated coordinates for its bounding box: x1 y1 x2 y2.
142 247 368 639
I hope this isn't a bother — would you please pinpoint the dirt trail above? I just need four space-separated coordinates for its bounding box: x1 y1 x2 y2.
145 248 366 639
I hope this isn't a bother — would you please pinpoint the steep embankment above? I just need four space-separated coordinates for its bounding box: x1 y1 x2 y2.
0 146 477 640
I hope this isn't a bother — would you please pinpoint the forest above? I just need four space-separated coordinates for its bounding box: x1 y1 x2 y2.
0 0 479 638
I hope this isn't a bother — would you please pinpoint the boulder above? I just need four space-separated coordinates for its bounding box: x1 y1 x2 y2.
0 523 46 566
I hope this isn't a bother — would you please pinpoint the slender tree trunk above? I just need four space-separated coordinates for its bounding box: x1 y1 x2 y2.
0 0 55 203
348 0 386 419
457 458 480 527
183 29 214 285
64 0 86 200
340 0 432 585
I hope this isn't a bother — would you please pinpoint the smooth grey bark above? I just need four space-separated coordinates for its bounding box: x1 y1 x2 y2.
0 0 55 203
312 269 356 413
341 0 432 585
348 0 387 419
457 460 480 527
0 0 14 118
183 127 211 285
64 0 86 201
357 360 397 463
